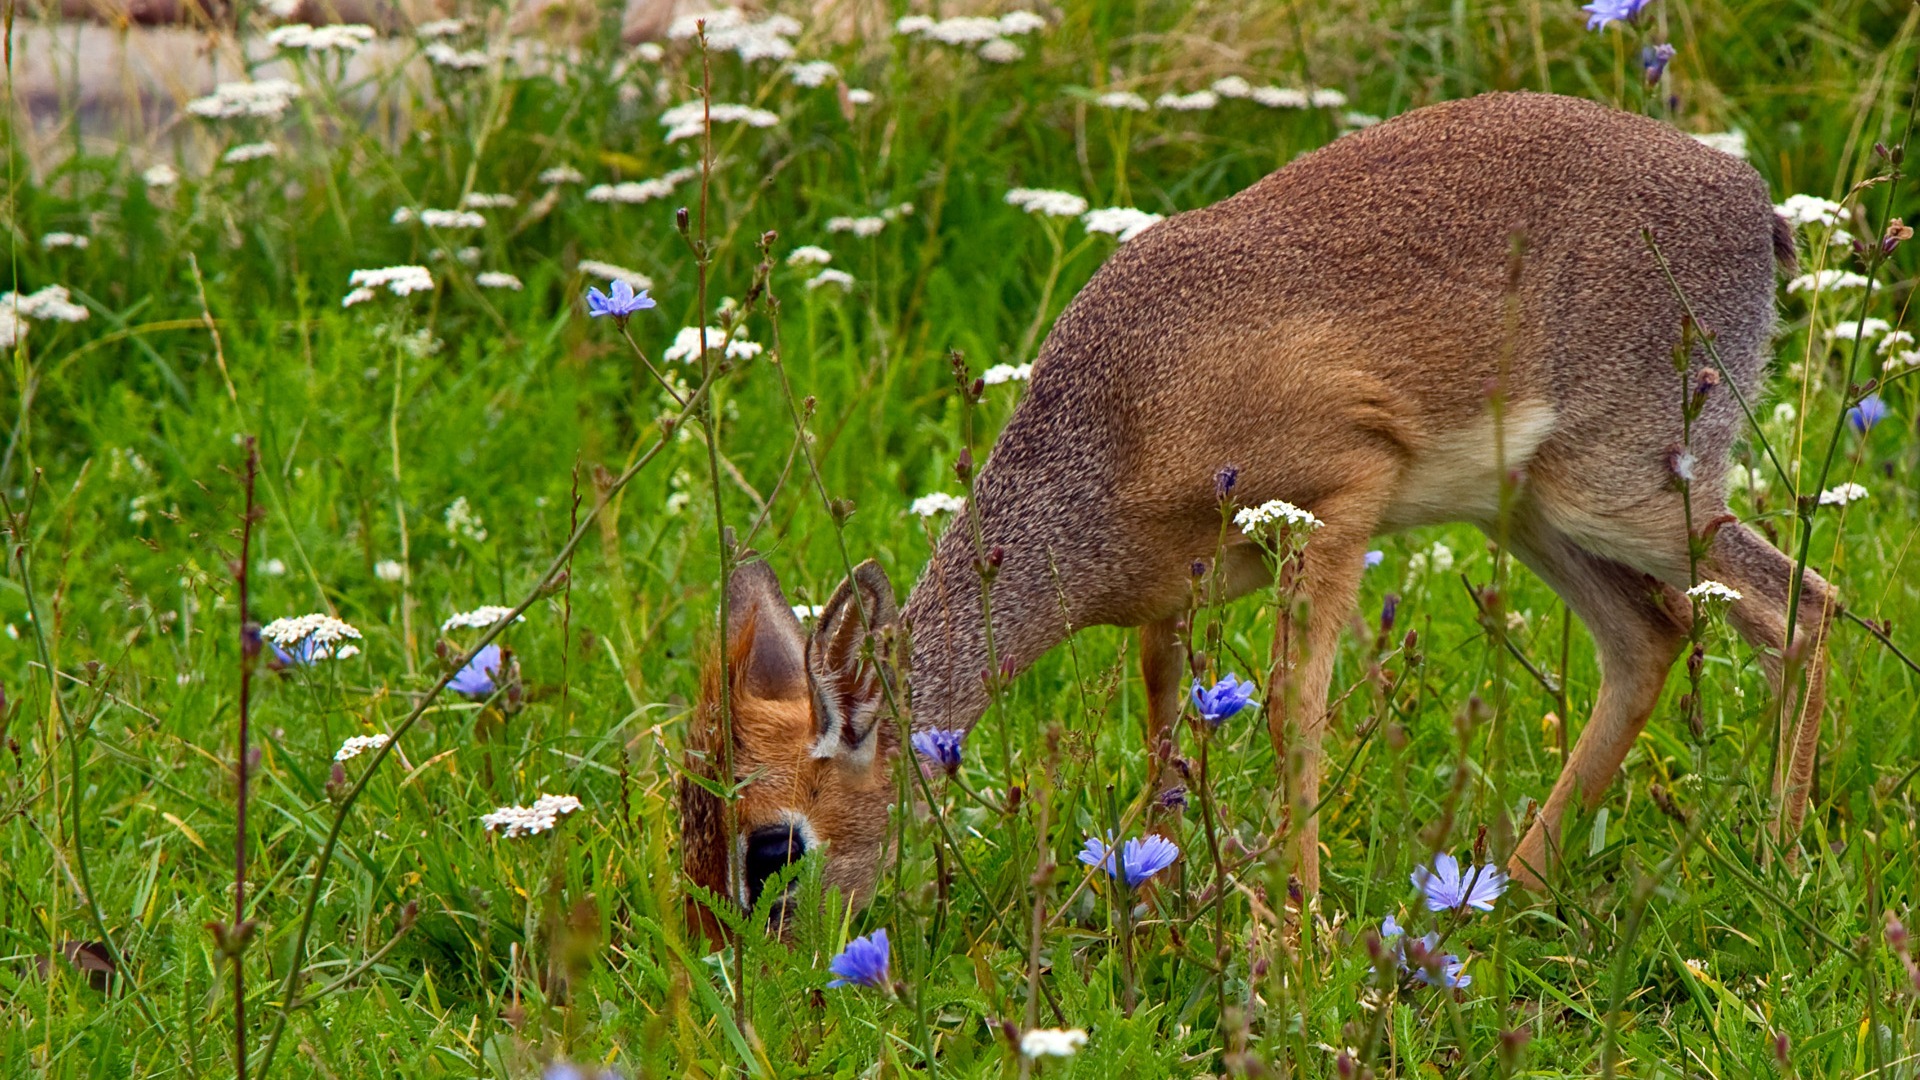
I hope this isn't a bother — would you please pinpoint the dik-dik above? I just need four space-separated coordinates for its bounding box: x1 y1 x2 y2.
681 91 1833 927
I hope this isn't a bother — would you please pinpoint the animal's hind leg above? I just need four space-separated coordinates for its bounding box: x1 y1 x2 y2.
1142 615 1188 815
1508 521 1692 889
1698 522 1835 854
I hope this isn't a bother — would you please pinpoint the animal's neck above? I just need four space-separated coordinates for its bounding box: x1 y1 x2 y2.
902 521 1057 735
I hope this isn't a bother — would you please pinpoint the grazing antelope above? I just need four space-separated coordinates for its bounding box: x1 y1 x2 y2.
681 91 1834 931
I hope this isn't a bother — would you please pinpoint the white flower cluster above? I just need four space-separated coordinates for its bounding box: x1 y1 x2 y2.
262 613 364 660
1234 499 1324 537
143 163 179 188
1685 580 1743 604
1095 90 1150 110
442 605 523 632
445 496 489 542
343 265 434 307
1775 194 1846 230
424 43 491 71
786 245 833 266
1691 131 1748 159
586 167 696 205
1156 90 1218 111
476 271 522 290
481 793 584 838
1818 482 1869 506
335 733 391 761
896 11 1045 62
981 362 1033 385
540 164 585 185
1020 1028 1087 1059
187 79 303 120
267 23 376 52
1786 270 1877 294
1406 541 1456 575
1005 187 1088 218
1082 206 1163 242
660 101 780 142
423 208 487 229
2 284 91 350
827 202 912 237
375 559 406 582
42 232 88 249
222 142 279 164
911 492 966 517
578 259 653 290
1824 317 1890 343
415 17 467 39
788 60 839 88
462 192 516 209
668 8 802 63
807 269 855 291
663 326 762 362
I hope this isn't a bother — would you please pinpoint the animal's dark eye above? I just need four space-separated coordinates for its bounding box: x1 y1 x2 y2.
744 823 807 907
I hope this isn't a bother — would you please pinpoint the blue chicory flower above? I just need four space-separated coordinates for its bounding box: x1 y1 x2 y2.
586 279 657 320
1413 852 1508 913
1405 931 1472 989
1079 833 1179 887
1848 393 1888 434
449 643 503 696
1641 42 1676 82
1191 674 1256 725
1582 0 1650 31
1363 549 1385 568
910 728 966 774
827 928 890 988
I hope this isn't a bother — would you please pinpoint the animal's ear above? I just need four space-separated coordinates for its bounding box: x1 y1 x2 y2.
726 559 808 701
806 559 898 765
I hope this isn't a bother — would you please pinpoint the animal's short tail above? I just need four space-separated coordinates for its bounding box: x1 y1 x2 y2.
1772 211 1797 272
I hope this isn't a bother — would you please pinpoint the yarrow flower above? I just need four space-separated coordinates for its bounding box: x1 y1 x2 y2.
41 232 89 249
1234 499 1324 538
788 60 840 87
424 43 490 71
911 728 966 774
826 215 886 237
1005 188 1089 218
1582 0 1652 31
221 142 279 165
662 326 761 362
910 492 966 517
481 793 583 838
1 286 90 334
667 8 801 63
1848 393 1888 433
1776 193 1846 229
586 279 657 320
476 272 523 291
374 559 406 582
787 245 833 266
1094 90 1150 110
1819 482 1869 506
1685 580 1743 605
445 496 489 542
1191 674 1255 725
267 23 376 52
263 613 363 664
1020 1029 1088 1058
415 17 467 38
442 605 523 632
1787 269 1877 294
449 643 505 696
1825 318 1890 342
1078 832 1179 887
343 266 434 307
586 168 696 204
539 164 585 185
1412 853 1508 913
1690 131 1748 160
1081 206 1164 242
659 101 780 142
981 362 1033 385
1156 90 1219 111
335 733 390 761
806 269 855 291
826 928 891 988
187 79 302 120
143 163 179 188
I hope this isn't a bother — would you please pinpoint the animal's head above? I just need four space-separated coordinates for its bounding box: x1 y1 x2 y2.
680 558 901 941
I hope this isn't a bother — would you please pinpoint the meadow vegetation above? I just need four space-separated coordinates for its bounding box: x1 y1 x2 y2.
3 0 1919 1075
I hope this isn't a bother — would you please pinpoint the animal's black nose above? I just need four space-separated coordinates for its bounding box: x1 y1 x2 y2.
744 823 807 910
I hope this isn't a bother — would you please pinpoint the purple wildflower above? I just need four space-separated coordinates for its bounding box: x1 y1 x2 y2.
1848 393 1888 434
449 643 502 696
1641 43 1676 83
1363 549 1384 568
826 928 890 988
1405 931 1472 989
1412 852 1508 913
585 279 656 320
911 728 966 774
1582 0 1651 31
1080 832 1179 887
1191 674 1256 725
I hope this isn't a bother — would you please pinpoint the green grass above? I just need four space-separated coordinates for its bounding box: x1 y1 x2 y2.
3 0 1919 1075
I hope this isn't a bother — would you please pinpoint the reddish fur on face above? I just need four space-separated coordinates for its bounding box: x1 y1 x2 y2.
680 576 898 945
